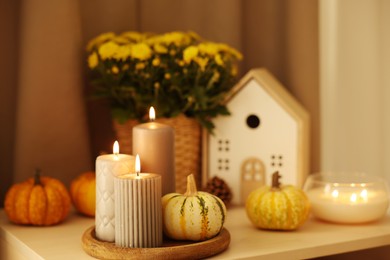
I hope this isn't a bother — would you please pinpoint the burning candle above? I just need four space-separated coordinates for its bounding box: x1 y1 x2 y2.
304 172 390 224
95 141 135 242
114 154 162 248
133 107 175 195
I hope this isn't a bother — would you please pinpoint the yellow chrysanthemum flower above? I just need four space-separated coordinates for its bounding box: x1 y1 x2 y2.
188 31 201 40
145 35 160 46
131 43 152 60
112 66 119 74
154 44 168 54
215 54 224 66
198 42 219 56
98 41 120 60
177 60 185 67
152 58 160 66
114 45 132 61
87 52 99 69
195 57 209 71
183 46 199 63
164 73 171 80
218 43 243 60
120 31 145 42
162 31 189 46
229 47 243 60
86 32 115 51
136 62 146 70
113 36 130 45
169 50 176 56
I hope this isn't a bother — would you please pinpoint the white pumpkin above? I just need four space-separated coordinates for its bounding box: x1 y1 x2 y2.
162 174 227 241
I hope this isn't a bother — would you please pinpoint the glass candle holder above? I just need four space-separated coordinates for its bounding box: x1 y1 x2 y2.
303 172 389 224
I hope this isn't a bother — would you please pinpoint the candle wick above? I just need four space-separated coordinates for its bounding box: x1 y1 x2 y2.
113 152 120 161
136 171 140 177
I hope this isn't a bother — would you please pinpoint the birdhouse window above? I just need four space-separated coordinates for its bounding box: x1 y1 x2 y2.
246 114 260 129
218 139 230 152
217 158 230 171
271 154 283 168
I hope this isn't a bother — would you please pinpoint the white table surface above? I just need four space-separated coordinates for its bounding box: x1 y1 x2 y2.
1 207 390 259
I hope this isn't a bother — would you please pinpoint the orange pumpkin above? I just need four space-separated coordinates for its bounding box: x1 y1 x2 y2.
70 171 96 217
4 170 71 226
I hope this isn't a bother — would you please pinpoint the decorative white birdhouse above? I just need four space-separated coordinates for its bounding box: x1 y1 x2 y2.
202 68 310 205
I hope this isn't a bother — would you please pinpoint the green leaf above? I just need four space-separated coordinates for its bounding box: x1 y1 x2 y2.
111 108 131 124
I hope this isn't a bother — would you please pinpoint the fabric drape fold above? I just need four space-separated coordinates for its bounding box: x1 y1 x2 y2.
13 0 92 184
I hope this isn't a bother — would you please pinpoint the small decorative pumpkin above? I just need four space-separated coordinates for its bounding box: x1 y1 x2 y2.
70 171 96 217
162 174 227 241
4 169 71 226
246 171 310 230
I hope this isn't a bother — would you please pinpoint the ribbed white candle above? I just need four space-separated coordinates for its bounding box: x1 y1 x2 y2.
114 173 162 248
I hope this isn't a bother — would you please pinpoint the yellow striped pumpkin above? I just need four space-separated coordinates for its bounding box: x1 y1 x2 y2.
246 171 310 230
162 174 227 241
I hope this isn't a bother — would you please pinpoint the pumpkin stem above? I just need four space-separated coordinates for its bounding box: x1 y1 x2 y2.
184 174 198 196
271 171 281 190
34 168 42 186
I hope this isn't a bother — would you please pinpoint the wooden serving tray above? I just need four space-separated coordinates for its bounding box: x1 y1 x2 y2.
82 226 230 260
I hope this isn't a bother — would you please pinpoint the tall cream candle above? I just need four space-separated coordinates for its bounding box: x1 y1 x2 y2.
95 141 135 242
114 155 162 248
133 107 175 195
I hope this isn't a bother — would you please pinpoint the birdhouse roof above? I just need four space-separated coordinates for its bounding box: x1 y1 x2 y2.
223 68 309 123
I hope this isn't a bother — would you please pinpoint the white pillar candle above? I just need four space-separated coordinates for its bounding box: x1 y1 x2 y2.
95 141 135 242
114 155 162 248
133 107 175 195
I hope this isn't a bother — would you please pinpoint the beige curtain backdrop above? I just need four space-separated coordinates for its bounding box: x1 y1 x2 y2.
321 0 390 180
0 0 319 205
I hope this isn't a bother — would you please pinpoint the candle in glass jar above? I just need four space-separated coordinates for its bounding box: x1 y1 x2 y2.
133 107 175 195
95 141 135 242
114 154 162 248
307 186 389 224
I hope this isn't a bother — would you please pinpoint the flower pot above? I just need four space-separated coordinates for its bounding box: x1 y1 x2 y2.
113 114 202 193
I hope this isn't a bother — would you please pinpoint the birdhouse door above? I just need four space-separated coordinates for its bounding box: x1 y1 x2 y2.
240 157 266 205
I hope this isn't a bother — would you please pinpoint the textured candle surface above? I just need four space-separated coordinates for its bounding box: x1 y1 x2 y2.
95 154 135 242
133 122 175 195
114 173 162 248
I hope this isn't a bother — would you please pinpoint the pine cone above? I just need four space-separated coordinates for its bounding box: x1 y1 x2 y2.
203 176 233 206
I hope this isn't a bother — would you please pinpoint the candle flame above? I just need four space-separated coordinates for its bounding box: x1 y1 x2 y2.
149 106 156 121
360 189 368 201
113 141 119 155
350 193 357 202
331 189 339 198
135 154 141 176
